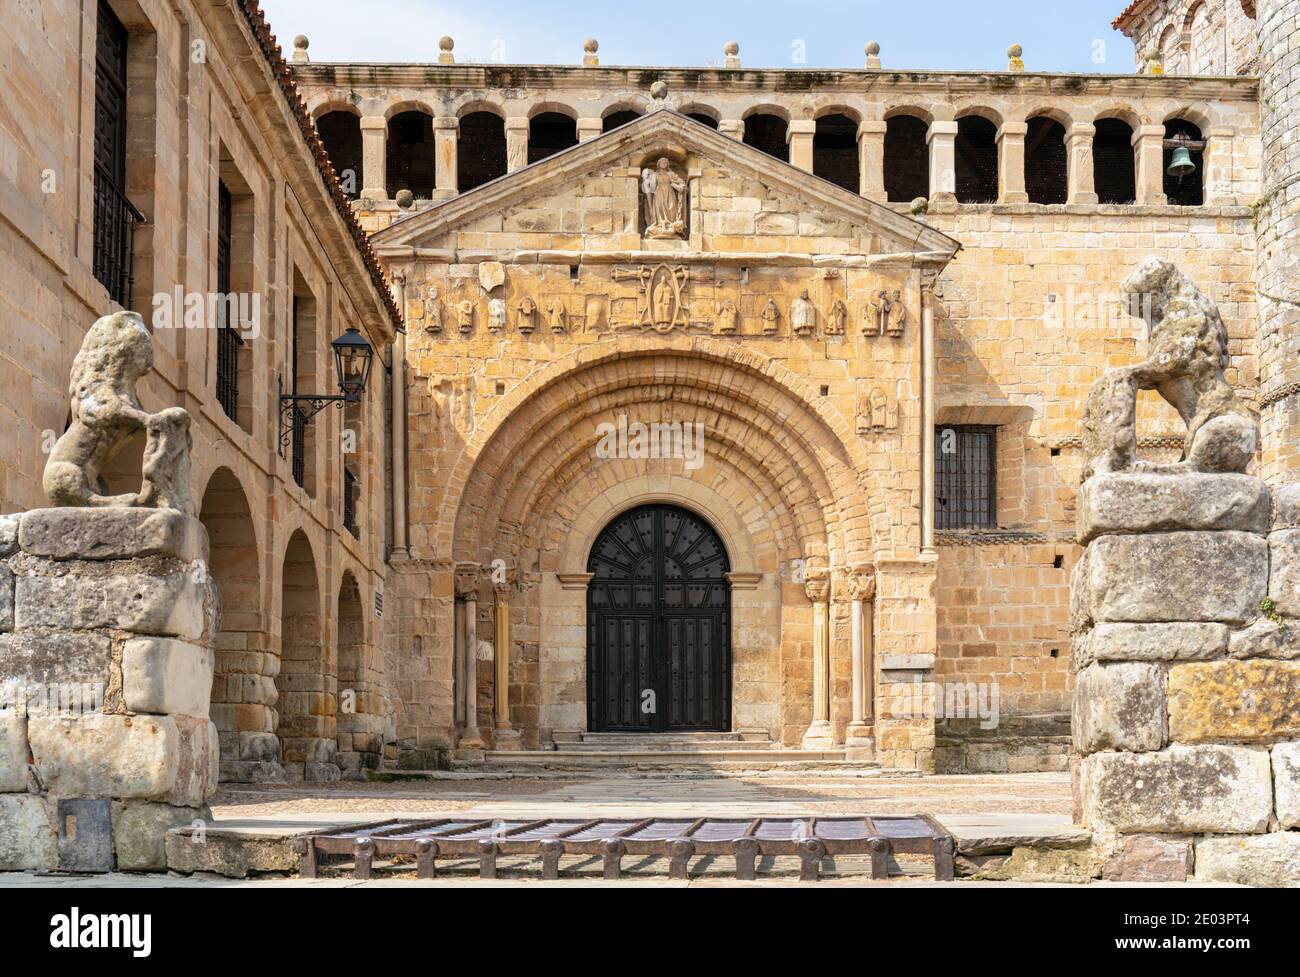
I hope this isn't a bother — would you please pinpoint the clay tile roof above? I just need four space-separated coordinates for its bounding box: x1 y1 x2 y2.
237 1 402 333
1112 0 1155 30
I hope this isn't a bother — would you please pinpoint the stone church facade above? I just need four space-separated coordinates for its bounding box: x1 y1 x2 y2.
2 0 1296 783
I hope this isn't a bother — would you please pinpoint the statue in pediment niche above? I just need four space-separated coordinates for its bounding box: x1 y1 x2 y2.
488 298 507 333
760 297 780 335
856 386 896 434
716 298 738 335
456 299 474 334
516 296 537 334
641 157 687 239
866 289 908 337
546 298 567 334
792 290 817 337
827 298 848 336
424 285 443 334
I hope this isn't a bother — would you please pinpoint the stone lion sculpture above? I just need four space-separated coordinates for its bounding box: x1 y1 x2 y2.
43 310 194 514
1081 257 1257 481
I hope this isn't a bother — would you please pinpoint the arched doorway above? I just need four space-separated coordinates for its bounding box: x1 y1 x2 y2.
586 504 731 732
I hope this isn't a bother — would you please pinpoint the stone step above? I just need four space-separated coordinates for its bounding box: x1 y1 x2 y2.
558 739 773 752
474 749 856 769
576 731 751 743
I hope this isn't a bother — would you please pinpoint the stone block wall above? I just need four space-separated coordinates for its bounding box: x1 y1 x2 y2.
0 509 219 872
1072 472 1300 884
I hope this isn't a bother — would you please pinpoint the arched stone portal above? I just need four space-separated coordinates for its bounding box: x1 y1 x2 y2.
441 340 891 751
278 530 338 781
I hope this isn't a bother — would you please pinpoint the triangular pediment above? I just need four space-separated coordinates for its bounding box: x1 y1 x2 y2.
371 109 960 261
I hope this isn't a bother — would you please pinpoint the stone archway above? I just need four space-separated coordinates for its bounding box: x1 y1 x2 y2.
199 467 281 782
278 530 338 781
336 570 381 777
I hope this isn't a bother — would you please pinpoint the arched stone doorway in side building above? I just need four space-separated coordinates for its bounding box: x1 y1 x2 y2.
586 503 731 732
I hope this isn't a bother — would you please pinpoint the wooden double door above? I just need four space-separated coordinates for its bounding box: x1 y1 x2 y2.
586 504 731 732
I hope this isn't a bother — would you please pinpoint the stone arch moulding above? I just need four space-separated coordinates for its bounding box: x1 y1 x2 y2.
436 337 896 564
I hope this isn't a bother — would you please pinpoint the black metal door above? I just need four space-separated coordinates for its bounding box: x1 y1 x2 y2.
587 505 731 732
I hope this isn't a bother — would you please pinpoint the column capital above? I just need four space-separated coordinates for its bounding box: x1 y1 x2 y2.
576 117 603 141
998 121 1029 139
433 116 460 132
718 119 744 139
454 563 481 599
492 567 518 596
857 120 888 137
846 568 877 602
504 117 530 133
804 573 831 603
787 119 817 139
1067 122 1097 141
1133 124 1166 143
359 115 388 130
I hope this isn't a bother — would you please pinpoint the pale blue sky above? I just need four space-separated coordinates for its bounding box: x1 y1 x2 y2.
260 0 1137 73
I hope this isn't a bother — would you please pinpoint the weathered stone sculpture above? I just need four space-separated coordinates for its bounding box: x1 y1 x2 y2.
1081 257 1257 481
43 311 194 515
2 312 217 873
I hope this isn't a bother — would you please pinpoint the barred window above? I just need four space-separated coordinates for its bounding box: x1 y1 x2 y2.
935 425 996 529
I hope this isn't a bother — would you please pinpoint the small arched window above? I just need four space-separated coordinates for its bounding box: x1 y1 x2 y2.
1164 119 1205 206
813 114 859 193
1025 117 1068 205
528 112 578 164
744 114 788 163
386 111 435 199
316 111 362 198
955 116 998 203
458 112 507 192
1094 118 1137 205
884 115 929 202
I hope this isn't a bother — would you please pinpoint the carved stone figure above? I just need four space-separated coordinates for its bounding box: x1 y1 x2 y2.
865 290 892 336
716 298 738 335
43 310 194 514
792 289 817 337
856 386 895 434
826 298 848 336
424 285 443 334
760 297 780 335
488 297 507 333
641 157 687 239
885 289 907 337
456 299 475 333
547 298 567 334
1081 257 1258 480
516 296 537 334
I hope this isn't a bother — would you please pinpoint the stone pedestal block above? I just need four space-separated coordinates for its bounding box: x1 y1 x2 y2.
1194 833 1300 887
1168 659 1300 742
1078 472 1270 544
1080 744 1272 833
0 507 217 872
1085 531 1267 625
1072 662 1166 753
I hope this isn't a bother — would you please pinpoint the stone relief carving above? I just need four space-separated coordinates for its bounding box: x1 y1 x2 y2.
716 298 739 335
478 261 505 293
791 289 816 337
1081 257 1257 480
488 297 507 333
43 311 194 515
516 296 537 334
856 386 898 434
612 264 691 332
641 157 687 239
826 298 848 336
424 285 443 334
760 297 780 335
456 299 475 334
865 289 907 337
546 298 568 334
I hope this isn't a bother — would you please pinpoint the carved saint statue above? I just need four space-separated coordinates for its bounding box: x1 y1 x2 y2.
456 299 474 334
488 297 507 333
716 298 739 335
547 299 567 334
641 157 687 239
516 296 537 334
856 386 894 434
791 289 816 337
424 285 443 334
885 289 907 337
760 297 780 335
827 298 848 336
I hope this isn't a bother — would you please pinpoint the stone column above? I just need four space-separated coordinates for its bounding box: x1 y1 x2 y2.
719 119 744 141
493 569 520 747
846 567 876 758
787 120 816 173
857 120 887 201
1072 471 1300 884
389 274 409 559
801 572 834 749
1067 123 1099 205
1257 0 1300 482
1133 124 1168 206
921 278 937 556
432 116 459 201
360 115 388 199
577 117 603 143
997 121 1029 203
505 118 530 173
1204 126 1236 206
454 563 484 750
927 121 958 207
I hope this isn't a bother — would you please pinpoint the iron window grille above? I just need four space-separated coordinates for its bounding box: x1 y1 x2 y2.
343 467 358 538
935 425 997 530
92 2 143 307
215 181 243 420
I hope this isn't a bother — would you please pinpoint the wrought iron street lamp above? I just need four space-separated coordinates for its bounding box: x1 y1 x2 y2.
278 325 375 455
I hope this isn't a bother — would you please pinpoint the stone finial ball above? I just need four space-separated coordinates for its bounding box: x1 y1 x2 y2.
865 41 880 56
293 35 309 51
1008 43 1023 58
724 41 740 56
1144 48 1160 61
395 188 415 209
910 196 929 215
439 36 454 51
584 38 599 53
650 80 669 100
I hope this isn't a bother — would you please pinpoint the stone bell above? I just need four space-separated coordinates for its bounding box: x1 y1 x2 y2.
1167 145 1196 182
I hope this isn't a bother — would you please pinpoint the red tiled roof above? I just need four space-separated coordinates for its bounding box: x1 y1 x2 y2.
237 1 402 332
1112 0 1155 30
